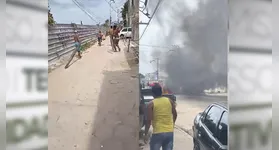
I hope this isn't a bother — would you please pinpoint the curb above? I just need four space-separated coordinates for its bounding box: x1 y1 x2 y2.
175 125 193 137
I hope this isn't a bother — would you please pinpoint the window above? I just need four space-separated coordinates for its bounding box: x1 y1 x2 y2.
217 111 228 145
128 28 132 31
201 105 212 120
203 106 223 135
122 28 128 32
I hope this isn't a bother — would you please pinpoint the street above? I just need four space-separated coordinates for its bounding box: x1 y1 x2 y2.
141 94 227 150
175 95 227 136
48 39 140 150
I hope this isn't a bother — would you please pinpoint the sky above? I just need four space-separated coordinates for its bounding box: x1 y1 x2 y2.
49 0 127 25
139 0 199 74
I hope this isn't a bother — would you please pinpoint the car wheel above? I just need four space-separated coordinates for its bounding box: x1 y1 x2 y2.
120 34 124 38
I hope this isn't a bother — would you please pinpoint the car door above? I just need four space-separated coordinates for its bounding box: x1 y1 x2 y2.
127 27 132 37
198 105 223 150
215 111 228 150
121 28 128 37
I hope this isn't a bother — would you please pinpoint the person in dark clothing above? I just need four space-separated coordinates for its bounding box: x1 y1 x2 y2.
97 30 103 46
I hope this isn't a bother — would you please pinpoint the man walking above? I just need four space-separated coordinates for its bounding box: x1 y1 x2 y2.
97 30 103 46
73 31 82 58
109 26 114 50
112 25 121 52
144 83 177 150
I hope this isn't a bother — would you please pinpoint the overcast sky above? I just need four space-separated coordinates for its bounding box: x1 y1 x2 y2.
49 0 127 25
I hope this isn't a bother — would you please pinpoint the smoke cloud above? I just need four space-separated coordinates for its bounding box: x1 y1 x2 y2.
154 0 228 95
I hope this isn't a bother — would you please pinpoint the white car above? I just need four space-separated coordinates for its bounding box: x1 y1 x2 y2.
119 27 132 38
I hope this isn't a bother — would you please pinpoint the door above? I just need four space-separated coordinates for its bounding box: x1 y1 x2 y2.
198 105 223 150
127 27 132 38
216 111 228 150
121 28 128 37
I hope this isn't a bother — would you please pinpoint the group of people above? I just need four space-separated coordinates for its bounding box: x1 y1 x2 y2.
109 25 121 52
73 25 121 59
73 29 104 58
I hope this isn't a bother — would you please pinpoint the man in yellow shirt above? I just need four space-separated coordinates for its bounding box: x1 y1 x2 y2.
144 83 177 150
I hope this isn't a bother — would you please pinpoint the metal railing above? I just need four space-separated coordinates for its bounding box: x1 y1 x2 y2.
48 24 105 63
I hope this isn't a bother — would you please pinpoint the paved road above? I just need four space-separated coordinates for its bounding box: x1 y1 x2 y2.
175 94 227 135
140 95 227 150
48 38 140 150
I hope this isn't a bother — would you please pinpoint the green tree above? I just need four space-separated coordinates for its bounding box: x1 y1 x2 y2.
48 5 55 25
104 19 110 27
121 1 128 26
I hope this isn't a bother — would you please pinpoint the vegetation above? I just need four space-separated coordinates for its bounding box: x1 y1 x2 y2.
102 19 110 27
121 1 128 26
80 42 91 52
48 5 55 25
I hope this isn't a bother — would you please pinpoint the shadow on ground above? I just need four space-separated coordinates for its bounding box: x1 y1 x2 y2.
87 49 140 150
65 56 80 69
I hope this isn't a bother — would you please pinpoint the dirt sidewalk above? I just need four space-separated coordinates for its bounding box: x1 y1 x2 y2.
48 38 140 150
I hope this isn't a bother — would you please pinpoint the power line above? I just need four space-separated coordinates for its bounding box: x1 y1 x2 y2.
76 0 104 21
72 0 99 24
139 0 149 17
104 0 118 13
140 51 156 69
114 0 126 9
139 0 164 40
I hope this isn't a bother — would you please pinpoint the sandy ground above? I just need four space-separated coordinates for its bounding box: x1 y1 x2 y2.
48 38 140 150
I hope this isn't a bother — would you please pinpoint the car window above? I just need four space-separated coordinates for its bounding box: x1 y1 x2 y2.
127 28 132 31
217 111 228 145
201 105 212 120
121 28 128 32
203 105 223 135
203 105 211 115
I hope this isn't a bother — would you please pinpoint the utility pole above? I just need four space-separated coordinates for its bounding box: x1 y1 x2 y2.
109 0 115 25
109 0 112 25
150 58 159 80
117 9 120 23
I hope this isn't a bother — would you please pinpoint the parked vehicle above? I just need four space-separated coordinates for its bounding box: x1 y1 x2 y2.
119 27 132 38
192 102 228 150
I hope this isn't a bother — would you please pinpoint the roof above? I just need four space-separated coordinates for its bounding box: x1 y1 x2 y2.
213 101 228 110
